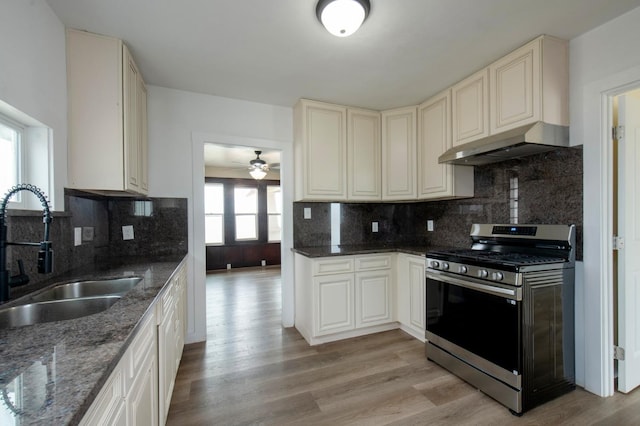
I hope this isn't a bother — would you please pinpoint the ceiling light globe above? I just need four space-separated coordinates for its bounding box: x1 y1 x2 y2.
319 0 368 37
249 168 267 180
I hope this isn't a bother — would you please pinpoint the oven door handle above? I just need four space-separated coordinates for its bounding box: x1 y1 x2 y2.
427 270 521 300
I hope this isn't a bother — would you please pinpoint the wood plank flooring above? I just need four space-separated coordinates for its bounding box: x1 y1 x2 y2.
167 267 640 425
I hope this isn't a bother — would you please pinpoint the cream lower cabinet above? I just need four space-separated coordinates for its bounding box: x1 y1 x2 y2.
295 253 395 345
396 253 426 341
80 310 157 426
158 263 187 425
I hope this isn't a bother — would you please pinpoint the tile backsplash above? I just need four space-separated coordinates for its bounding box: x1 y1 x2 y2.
3 191 188 300
294 146 583 260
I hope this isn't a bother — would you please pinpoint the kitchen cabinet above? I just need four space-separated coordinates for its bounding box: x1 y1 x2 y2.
157 262 187 425
417 89 474 200
347 108 381 200
67 29 148 195
295 253 395 344
489 35 568 134
396 253 426 341
294 99 348 201
452 68 490 147
80 310 157 426
381 106 418 200
294 100 381 201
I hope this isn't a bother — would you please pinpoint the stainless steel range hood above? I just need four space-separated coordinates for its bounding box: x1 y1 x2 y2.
438 122 569 166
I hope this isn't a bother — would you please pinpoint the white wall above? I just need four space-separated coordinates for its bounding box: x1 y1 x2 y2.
570 5 640 396
147 86 293 343
0 0 67 209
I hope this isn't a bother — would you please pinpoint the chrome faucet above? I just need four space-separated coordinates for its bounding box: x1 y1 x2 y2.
0 184 53 302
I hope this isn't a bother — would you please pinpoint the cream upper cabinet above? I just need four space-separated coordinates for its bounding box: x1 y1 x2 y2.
417 89 474 200
381 106 418 200
490 35 568 134
67 29 148 195
452 68 489 147
348 108 381 200
294 99 348 201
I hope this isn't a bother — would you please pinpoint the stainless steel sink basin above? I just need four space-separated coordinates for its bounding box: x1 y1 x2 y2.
0 296 122 329
31 277 142 302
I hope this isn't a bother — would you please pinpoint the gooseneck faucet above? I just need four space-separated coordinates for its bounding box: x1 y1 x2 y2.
0 184 53 302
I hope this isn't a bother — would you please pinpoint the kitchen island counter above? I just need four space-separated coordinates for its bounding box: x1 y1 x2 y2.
0 254 187 425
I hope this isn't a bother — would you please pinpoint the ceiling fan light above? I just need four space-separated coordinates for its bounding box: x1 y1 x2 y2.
317 0 370 37
249 167 267 180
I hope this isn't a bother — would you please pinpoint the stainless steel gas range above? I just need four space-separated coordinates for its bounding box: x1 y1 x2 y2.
425 224 576 415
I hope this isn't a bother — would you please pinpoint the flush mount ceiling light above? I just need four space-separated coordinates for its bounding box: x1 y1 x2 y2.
248 150 269 180
316 0 370 37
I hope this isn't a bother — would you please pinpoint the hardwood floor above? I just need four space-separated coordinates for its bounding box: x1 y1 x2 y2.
167 267 640 425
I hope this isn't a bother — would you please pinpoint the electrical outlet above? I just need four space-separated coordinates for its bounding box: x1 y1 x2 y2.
82 226 94 241
427 220 434 232
372 221 379 232
304 207 312 219
122 225 134 240
74 227 82 246
261 260 266 266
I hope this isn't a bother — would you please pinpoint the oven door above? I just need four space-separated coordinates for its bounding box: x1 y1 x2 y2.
426 269 522 389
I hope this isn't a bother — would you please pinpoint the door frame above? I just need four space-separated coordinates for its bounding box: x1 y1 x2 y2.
582 64 640 397
190 132 294 343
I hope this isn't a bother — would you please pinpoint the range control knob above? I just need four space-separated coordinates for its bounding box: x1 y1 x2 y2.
459 265 468 274
479 269 489 278
430 261 440 269
493 272 504 281
442 262 450 271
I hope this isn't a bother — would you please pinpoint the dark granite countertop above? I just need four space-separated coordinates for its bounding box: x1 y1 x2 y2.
292 244 428 258
0 254 187 425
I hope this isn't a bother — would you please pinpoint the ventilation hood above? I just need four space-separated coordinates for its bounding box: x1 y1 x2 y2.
438 122 569 166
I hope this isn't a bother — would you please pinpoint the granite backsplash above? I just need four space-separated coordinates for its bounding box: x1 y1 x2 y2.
294 146 583 260
3 191 188 301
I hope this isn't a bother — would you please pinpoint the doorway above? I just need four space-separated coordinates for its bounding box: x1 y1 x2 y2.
614 87 640 393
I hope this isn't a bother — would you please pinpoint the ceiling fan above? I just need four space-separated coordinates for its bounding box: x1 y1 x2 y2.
248 150 270 180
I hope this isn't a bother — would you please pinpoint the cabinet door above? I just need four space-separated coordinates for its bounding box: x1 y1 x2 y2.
452 68 489 146
294 100 347 200
314 273 355 335
138 78 149 193
381 106 417 200
79 367 127 426
348 108 381 200
418 90 474 200
355 270 393 327
158 306 176 425
490 38 540 134
127 347 158 426
123 45 141 193
407 257 426 332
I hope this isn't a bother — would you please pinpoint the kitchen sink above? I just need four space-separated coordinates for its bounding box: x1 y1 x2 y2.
0 296 122 329
31 277 143 302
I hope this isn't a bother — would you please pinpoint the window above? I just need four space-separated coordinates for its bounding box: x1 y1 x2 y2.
205 183 224 244
234 186 258 240
267 185 282 242
0 116 23 204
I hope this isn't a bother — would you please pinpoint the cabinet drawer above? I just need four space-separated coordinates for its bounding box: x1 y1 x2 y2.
313 257 354 275
355 255 392 271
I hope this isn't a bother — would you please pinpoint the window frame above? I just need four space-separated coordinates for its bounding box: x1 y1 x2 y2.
0 114 24 207
204 177 281 246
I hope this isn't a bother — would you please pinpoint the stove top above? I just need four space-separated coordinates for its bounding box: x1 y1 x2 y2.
427 249 567 267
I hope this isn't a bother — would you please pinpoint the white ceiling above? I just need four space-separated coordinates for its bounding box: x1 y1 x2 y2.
46 0 640 112
203 145 280 171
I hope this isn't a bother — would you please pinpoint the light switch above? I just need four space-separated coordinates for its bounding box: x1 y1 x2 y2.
372 222 379 232
427 220 434 232
74 227 82 246
303 207 311 219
